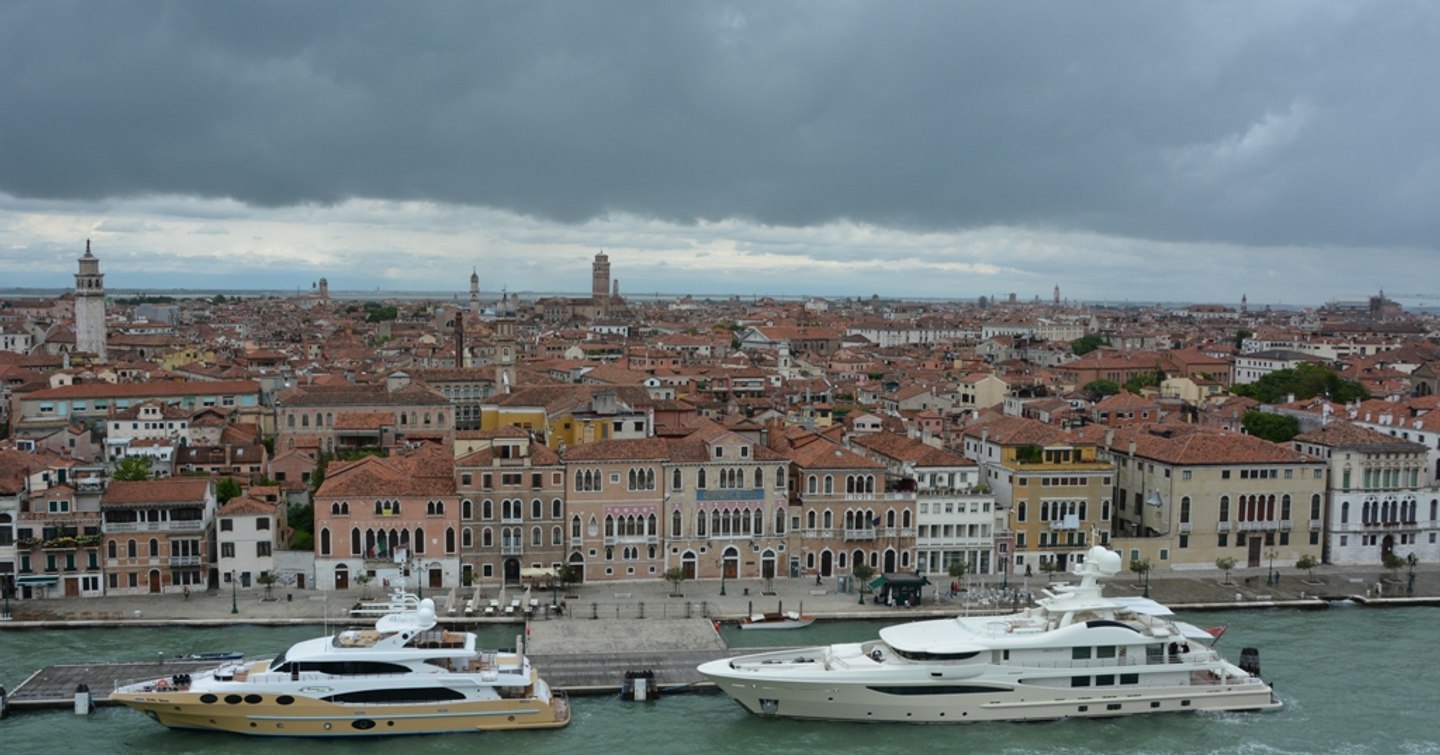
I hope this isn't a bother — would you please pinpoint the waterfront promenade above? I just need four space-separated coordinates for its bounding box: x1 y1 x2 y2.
3 561 1436 634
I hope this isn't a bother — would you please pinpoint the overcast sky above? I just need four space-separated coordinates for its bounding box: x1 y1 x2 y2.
2 1 1437 305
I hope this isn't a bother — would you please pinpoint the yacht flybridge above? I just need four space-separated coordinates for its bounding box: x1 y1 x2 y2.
113 586 569 736
699 545 1280 723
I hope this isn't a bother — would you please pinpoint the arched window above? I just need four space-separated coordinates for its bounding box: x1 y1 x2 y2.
673 468 683 491
902 509 911 528
807 510 817 528
350 528 361 556
696 511 707 537
462 528 473 548
320 527 331 556
1180 496 1191 524
552 498 563 518
482 528 493 547
807 475 817 494
107 540 117 559
286 414 295 428
301 414 309 428
127 539 137 558
1017 502 1027 522
824 476 834 494
1341 501 1349 524
482 499 493 519
698 469 707 489
775 508 786 534
754 468 764 488
532 498 543 519
462 499 473 519
776 467 785 488
532 527 542 546
571 515 581 539
822 510 833 529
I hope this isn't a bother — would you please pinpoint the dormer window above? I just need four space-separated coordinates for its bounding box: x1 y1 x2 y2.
740 447 750 458
715 447 724 458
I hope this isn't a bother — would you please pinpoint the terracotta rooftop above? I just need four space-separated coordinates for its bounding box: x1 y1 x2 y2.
102 477 212 506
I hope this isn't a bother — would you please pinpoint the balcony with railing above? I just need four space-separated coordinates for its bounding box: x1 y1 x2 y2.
500 544 524 555
169 555 203 567
1309 519 1324 530
1238 520 1279 531
1217 521 1232 532
104 520 206 533
844 527 876 541
1178 522 1193 533
697 488 765 501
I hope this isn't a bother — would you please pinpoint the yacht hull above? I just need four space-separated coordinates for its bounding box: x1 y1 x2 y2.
111 691 570 736
699 662 1281 723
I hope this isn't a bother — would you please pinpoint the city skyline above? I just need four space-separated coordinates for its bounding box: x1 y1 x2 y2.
3 3 1438 301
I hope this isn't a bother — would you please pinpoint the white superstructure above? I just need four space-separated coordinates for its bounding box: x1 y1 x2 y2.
700 544 1280 723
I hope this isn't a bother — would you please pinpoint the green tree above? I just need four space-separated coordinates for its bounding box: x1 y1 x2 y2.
113 455 154 481
287 501 314 549
1382 551 1406 580
1124 369 1165 395
1242 410 1300 442
1295 554 1319 581
1083 379 1121 401
853 562 876 598
1129 558 1152 586
664 567 688 596
215 477 243 505
1071 334 1108 356
1215 556 1238 585
257 571 278 600
556 564 581 594
1231 362 1369 404
1233 329 1253 351
1038 559 1063 577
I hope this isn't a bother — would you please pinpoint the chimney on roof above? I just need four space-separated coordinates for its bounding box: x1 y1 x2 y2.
1104 428 1114 448
1128 440 1137 457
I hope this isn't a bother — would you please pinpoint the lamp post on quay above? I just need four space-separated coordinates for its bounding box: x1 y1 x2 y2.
230 571 238 615
1266 548 1278 587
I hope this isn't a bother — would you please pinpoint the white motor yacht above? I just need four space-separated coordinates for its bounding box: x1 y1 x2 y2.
699 544 1280 723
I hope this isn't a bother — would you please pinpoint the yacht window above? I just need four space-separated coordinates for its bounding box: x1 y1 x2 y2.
1121 673 1139 685
324 687 468 703
891 649 981 662
1071 676 1091 687
1096 674 1115 686
1096 646 1116 659
864 685 1007 696
1072 647 1092 660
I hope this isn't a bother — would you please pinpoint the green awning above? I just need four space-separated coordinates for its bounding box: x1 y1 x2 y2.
16 575 60 586
868 575 888 590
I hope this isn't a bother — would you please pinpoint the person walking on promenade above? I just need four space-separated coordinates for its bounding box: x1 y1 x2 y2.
183 586 191 602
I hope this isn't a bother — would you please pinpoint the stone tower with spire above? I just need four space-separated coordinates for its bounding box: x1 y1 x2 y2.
592 251 611 317
469 268 480 318
495 288 517 393
74 239 107 362
1053 284 1060 307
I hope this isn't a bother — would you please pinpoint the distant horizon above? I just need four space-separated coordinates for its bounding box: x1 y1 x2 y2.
3 284 1415 311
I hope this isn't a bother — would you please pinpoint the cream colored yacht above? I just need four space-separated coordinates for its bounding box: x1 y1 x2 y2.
112 588 569 736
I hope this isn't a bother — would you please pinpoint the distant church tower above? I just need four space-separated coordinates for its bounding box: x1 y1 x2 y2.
74 239 107 363
1053 284 1060 307
318 277 329 301
495 288 517 393
469 268 480 318
1240 293 1248 314
592 251 611 317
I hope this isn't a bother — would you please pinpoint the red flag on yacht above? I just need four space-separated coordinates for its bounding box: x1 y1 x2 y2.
1204 626 1227 641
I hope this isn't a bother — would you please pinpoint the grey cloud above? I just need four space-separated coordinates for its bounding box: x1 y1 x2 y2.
1 1 1438 254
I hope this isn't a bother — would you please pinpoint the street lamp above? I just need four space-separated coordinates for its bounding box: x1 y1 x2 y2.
1142 560 1151 599
1266 549 1278 587
230 571 238 614
717 558 727 596
1407 552 1418 595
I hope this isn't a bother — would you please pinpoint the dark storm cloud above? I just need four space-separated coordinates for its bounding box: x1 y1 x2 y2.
2 1 1437 249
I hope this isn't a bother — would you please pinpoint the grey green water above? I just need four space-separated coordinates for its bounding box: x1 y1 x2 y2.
3 606 1438 754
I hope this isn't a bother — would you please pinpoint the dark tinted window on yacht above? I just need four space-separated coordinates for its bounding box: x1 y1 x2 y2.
1121 673 1139 685
865 685 1007 696
324 687 468 703
1096 674 1116 686
891 649 981 662
1071 676 1091 687
293 661 412 676
1072 647 1092 660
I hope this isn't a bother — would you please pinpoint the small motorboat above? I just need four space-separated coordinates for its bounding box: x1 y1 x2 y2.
738 610 814 630
171 651 245 662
